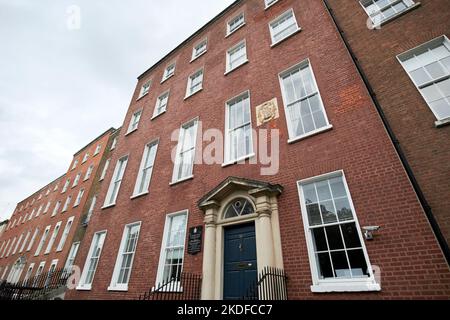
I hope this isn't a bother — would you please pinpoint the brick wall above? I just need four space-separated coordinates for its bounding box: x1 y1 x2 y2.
62 0 450 299
326 0 450 254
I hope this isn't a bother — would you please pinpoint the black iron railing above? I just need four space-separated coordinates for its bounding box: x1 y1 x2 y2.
0 268 71 300
242 267 288 300
139 272 202 300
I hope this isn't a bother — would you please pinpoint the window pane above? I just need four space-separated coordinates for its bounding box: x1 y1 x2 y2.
347 250 369 278
331 251 351 278
312 228 328 252
320 200 338 224
335 197 353 222
425 62 447 79
316 181 332 201
341 223 362 249
329 177 346 198
430 98 450 119
410 68 432 85
303 184 317 204
307 204 322 226
317 253 333 279
325 225 344 250
421 85 442 102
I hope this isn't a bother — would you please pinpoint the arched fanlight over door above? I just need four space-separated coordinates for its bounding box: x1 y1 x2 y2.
223 198 255 219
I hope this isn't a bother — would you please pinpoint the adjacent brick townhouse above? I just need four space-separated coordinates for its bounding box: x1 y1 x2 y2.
325 0 450 260
64 0 450 300
0 128 117 294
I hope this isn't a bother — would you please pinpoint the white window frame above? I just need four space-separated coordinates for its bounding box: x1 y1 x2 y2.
43 201 51 214
34 225 51 256
397 35 450 126
171 118 199 185
269 8 301 47
297 170 381 293
108 222 142 291
28 209 35 220
155 210 188 290
23 263 35 285
94 144 101 156
62 179 70 193
56 216 75 252
225 39 248 74
35 204 43 218
44 221 62 254
1 239 10 258
278 59 333 143
12 233 24 255
62 196 72 213
74 188 85 207
33 262 46 287
71 159 78 170
224 90 254 165
126 109 142 135
85 195 97 224
27 228 39 252
162 62 176 82
64 242 80 272
52 201 62 217
265 0 279 10
110 137 118 150
153 91 170 119
82 153 89 164
103 155 129 208
84 165 94 181
132 139 159 198
138 80 152 99
77 231 107 290
360 0 417 28
6 237 16 257
19 230 31 253
191 38 208 62
99 159 111 181
72 173 81 187
185 68 204 99
226 12 245 37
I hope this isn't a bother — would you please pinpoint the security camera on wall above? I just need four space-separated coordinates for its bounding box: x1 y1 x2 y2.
363 226 381 240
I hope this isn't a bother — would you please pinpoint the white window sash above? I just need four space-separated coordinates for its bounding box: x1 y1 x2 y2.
27 228 39 252
34 226 51 256
104 156 129 207
78 231 107 289
100 159 111 181
44 222 62 254
297 170 380 292
109 222 141 291
133 141 159 196
156 211 188 287
172 119 199 183
269 8 300 45
57 217 74 252
278 59 332 141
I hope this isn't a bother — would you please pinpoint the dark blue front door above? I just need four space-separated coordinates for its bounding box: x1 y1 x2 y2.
223 223 257 300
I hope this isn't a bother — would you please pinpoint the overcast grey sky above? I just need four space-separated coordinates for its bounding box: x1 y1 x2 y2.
0 0 235 221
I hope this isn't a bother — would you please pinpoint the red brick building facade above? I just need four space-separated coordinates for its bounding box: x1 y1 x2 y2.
325 0 450 256
61 0 450 300
0 128 116 291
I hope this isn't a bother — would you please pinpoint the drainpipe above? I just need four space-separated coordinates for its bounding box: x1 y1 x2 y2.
322 0 450 266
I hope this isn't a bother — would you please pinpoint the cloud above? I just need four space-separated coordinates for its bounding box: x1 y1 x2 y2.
0 0 235 220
